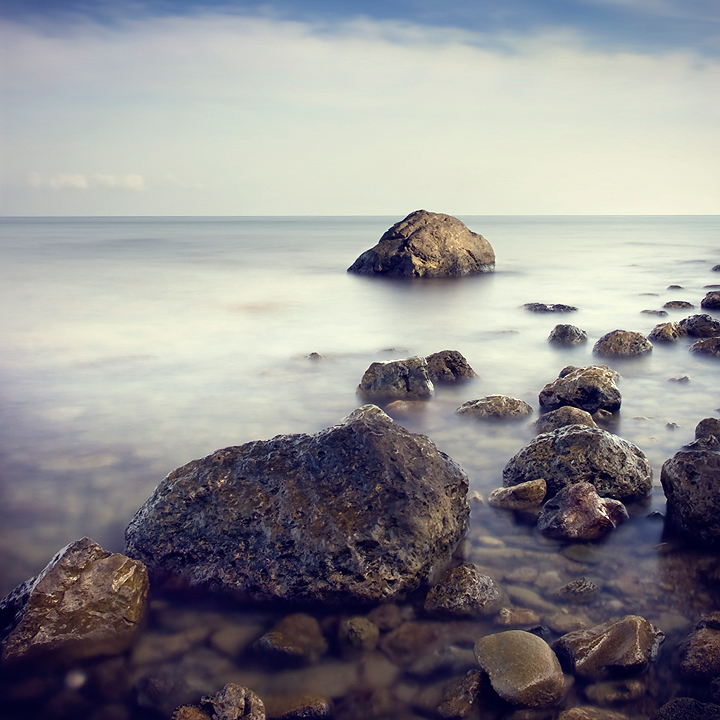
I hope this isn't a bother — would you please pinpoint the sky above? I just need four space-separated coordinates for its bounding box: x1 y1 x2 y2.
1 0 720 215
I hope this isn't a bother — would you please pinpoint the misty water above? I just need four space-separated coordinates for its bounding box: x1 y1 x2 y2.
1 215 720 718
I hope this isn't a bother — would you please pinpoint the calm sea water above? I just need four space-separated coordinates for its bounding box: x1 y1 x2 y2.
1 215 720 716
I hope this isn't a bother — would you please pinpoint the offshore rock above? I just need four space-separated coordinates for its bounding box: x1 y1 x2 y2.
548 324 588 346
534 406 597 434
593 330 652 358
425 350 478 383
474 630 565 707
553 615 664 680
0 537 148 668
125 405 469 605
680 313 720 337
357 356 434 402
488 478 547 510
347 209 495 278
457 395 533 420
697 418 720 440
661 443 720 544
648 321 687 342
679 612 720 680
538 366 622 415
701 291 720 309
503 425 652 501
651 698 720 720
424 563 504 618
691 337 720 358
524 303 578 313
664 300 695 309
537 482 628 541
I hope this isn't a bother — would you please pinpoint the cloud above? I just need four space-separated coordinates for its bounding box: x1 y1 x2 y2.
27 173 145 190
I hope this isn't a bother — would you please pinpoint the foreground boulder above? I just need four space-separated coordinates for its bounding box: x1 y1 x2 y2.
0 537 148 667
593 330 652 358
457 395 532 420
503 425 652 501
357 357 434 402
539 366 622 415
425 350 477 383
125 405 469 605
347 210 495 277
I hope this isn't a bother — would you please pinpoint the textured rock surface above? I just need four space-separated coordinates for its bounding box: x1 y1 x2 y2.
488 478 547 510
664 300 695 309
176 684 265 720
437 670 486 719
254 613 328 665
661 444 720 544
537 482 628 541
357 356 434 402
535 406 597 434
125 405 469 605
702 291 720 309
692 337 720 358
424 564 504 618
548 324 588 346
539 366 622 415
559 708 634 720
553 615 664 680
338 616 379 656
648 321 687 342
523 303 578 313
593 330 652 358
347 210 495 277
680 313 720 337
474 630 565 707
457 395 533 420
697 418 720 440
425 350 478 383
679 612 720 680
0 537 148 667
503 425 652 500
650 698 720 720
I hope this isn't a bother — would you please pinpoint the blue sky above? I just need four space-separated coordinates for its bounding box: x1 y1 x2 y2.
2 0 719 214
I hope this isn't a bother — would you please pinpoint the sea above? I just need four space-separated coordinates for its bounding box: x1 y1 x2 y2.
1 214 719 718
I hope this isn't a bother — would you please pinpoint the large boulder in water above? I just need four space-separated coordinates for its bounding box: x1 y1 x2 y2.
357 356 434 402
593 330 652 358
125 405 469 605
347 210 495 278
502 425 652 501
539 366 622 415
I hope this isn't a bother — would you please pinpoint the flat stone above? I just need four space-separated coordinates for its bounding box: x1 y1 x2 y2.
593 330 652 358
663 300 695 309
457 395 533 420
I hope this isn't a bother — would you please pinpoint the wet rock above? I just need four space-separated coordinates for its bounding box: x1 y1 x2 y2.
553 577 599 604
593 330 652 358
523 303 578 313
196 684 265 720
548 325 588 346
651 698 720 719
347 209 495 277
537 483 628 541
503 425 652 501
679 612 720 680
702 291 720 309
661 443 720 545
559 709 632 720
496 608 542 627
474 630 565 708
691 337 720 358
457 395 533 420
0 537 148 668
664 300 695 309
357 357 434 402
535 407 597 434
407 645 477 678
338 617 380 657
173 706 211 720
437 670 487 719
254 614 328 665
680 313 720 337
488 479 547 510
553 615 664 680
648 321 687 342
697 418 720 440
425 350 478 383
264 694 331 719
379 621 440 666
424 564 504 618
125 405 469 605
538 366 621 415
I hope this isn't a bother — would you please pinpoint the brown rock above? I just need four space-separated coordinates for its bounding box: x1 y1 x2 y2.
457 395 533 420
593 330 652 358
488 479 547 510
425 350 478 383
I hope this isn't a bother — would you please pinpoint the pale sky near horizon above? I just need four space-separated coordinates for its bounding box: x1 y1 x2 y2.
2 0 720 216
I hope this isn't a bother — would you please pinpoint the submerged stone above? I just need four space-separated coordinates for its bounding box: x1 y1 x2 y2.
424 564 504 618
701 291 720 310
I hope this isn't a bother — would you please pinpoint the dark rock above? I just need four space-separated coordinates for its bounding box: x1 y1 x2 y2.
125 405 469 605
548 324 588 346
538 366 621 415
702 291 720 309
457 395 533 420
357 356 434 402
0 537 148 668
669 375 691 382
474 630 565 708
593 330 652 358
692 337 720 358
534 406 596 434
425 350 478 383
648 321 687 342
641 309 668 316
254 613 328 665
338 616 379 657
679 612 720 680
537 483 628 541
714 266 720 272
559 708 634 720
680 314 720 337
196 684 265 720
437 670 487 719
663 300 695 309
503 425 652 501
407 645 477 678
347 210 495 277
523 303 578 313
697 418 720 440
264 694 331 719
379 621 441 666
583 678 645 705
668 284 684 289
552 577 598 604
424 564 504 618
651 698 720 720
661 444 720 544
488 479 547 510
553 615 664 680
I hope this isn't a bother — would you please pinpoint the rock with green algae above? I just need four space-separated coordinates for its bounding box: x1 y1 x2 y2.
0 537 148 668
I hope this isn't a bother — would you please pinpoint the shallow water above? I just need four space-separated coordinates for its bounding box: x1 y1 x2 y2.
1 215 719 718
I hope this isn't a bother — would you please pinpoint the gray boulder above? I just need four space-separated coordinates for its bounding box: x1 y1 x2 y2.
347 210 495 277
0 537 148 667
661 442 720 544
357 356 434 402
539 366 622 415
537 482 628 541
457 395 533 420
503 425 652 501
680 314 720 337
702 291 720 310
697 418 720 440
648 321 687 342
535 406 597 434
424 564 504 618
593 330 652 358
425 350 478 383
548 324 588 346
125 405 469 605
692 337 720 358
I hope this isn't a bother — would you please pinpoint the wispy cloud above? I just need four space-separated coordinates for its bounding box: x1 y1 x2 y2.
28 172 145 190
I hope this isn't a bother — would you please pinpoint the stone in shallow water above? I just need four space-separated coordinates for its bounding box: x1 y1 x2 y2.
173 684 265 720
357 356 435 402
593 330 652 358
558 708 633 720
538 366 621 415
254 613 328 666
548 324 588 346
425 350 478 383
680 313 720 337
691 337 720 358
524 303 578 313
679 612 720 680
424 564 504 618
648 321 687 342
701 291 720 309
488 478 547 510
473 630 566 708
650 698 720 720
338 616 380 657
535 406 596 434
457 395 533 420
